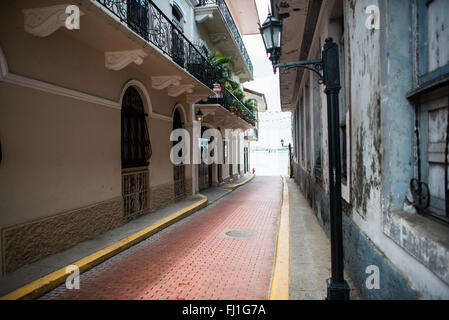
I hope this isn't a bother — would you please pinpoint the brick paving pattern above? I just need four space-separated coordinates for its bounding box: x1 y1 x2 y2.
40 176 282 300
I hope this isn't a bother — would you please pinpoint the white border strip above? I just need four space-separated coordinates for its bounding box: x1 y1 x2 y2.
0 72 173 121
2 73 121 109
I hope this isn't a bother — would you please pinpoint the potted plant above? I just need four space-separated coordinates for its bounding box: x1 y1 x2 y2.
207 52 236 91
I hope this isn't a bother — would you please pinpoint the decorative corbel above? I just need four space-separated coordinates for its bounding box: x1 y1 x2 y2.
23 5 84 37
186 94 208 104
195 8 214 23
105 50 147 71
168 84 194 97
210 33 227 44
151 76 182 90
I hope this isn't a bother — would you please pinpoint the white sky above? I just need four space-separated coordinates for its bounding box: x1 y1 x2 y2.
242 0 281 112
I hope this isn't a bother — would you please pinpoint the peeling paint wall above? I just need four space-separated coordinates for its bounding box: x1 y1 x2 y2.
346 0 382 222
287 0 449 298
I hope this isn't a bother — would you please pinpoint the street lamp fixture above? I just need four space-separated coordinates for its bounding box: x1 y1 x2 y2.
260 13 350 300
196 109 204 122
259 13 282 68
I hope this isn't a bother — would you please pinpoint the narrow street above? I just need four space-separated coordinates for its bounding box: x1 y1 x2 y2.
40 177 282 300
1 0 448 304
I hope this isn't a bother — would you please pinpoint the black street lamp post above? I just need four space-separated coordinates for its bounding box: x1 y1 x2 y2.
260 14 350 300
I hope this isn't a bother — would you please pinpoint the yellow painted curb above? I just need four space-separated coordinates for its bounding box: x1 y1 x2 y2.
0 194 208 300
270 176 290 300
223 174 256 190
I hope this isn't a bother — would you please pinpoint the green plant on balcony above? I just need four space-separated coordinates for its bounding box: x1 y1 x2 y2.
225 79 240 92
207 51 235 88
232 88 245 101
242 98 256 113
207 51 257 126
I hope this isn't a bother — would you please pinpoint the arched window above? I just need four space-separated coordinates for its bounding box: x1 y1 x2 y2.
171 3 185 66
121 87 152 168
173 108 185 199
172 3 184 32
173 108 183 157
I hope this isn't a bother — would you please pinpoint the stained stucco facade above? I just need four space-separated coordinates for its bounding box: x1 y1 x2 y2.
275 0 449 299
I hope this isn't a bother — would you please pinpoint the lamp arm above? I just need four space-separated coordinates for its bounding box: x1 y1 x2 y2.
273 60 324 83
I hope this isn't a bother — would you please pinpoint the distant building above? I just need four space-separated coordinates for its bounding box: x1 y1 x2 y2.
252 110 292 151
244 87 268 113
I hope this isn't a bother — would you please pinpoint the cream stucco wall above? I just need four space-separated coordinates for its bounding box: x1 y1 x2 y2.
0 82 121 228
0 1 193 230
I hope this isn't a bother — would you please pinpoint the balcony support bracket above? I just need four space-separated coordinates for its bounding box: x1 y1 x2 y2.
195 8 215 23
210 33 227 44
23 5 84 37
152 76 182 90
187 94 209 104
105 50 147 71
168 84 195 97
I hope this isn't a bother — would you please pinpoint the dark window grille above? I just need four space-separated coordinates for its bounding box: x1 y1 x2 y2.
127 0 149 39
173 108 185 199
172 28 185 67
171 4 184 32
173 109 183 158
122 169 148 219
121 87 152 169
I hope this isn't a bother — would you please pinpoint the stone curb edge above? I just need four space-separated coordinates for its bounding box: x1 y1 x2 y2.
0 194 208 300
223 174 256 190
270 176 290 300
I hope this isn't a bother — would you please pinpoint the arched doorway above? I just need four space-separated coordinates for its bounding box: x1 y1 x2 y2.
217 127 223 183
173 108 186 200
244 147 249 174
198 126 212 190
121 86 151 219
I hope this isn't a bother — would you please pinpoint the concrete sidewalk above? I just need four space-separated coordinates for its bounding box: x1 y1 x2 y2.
0 177 257 298
287 178 361 300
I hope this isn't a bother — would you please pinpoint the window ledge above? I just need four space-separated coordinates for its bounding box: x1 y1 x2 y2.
406 73 449 101
383 210 449 286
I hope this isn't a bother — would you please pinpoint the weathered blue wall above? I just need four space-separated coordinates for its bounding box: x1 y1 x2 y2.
379 0 415 216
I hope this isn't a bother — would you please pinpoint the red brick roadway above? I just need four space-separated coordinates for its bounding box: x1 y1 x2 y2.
41 176 282 300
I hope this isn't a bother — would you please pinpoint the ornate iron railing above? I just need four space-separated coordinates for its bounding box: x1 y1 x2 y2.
96 0 215 89
201 88 257 125
95 1 255 126
196 0 254 76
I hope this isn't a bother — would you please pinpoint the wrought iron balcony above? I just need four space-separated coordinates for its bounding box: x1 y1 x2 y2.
96 0 215 89
196 0 254 76
200 88 257 126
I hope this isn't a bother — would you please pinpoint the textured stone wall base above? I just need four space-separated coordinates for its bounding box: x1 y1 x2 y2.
150 182 175 212
185 178 192 196
2 197 124 275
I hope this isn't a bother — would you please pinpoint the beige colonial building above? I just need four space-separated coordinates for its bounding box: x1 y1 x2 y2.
0 0 259 275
